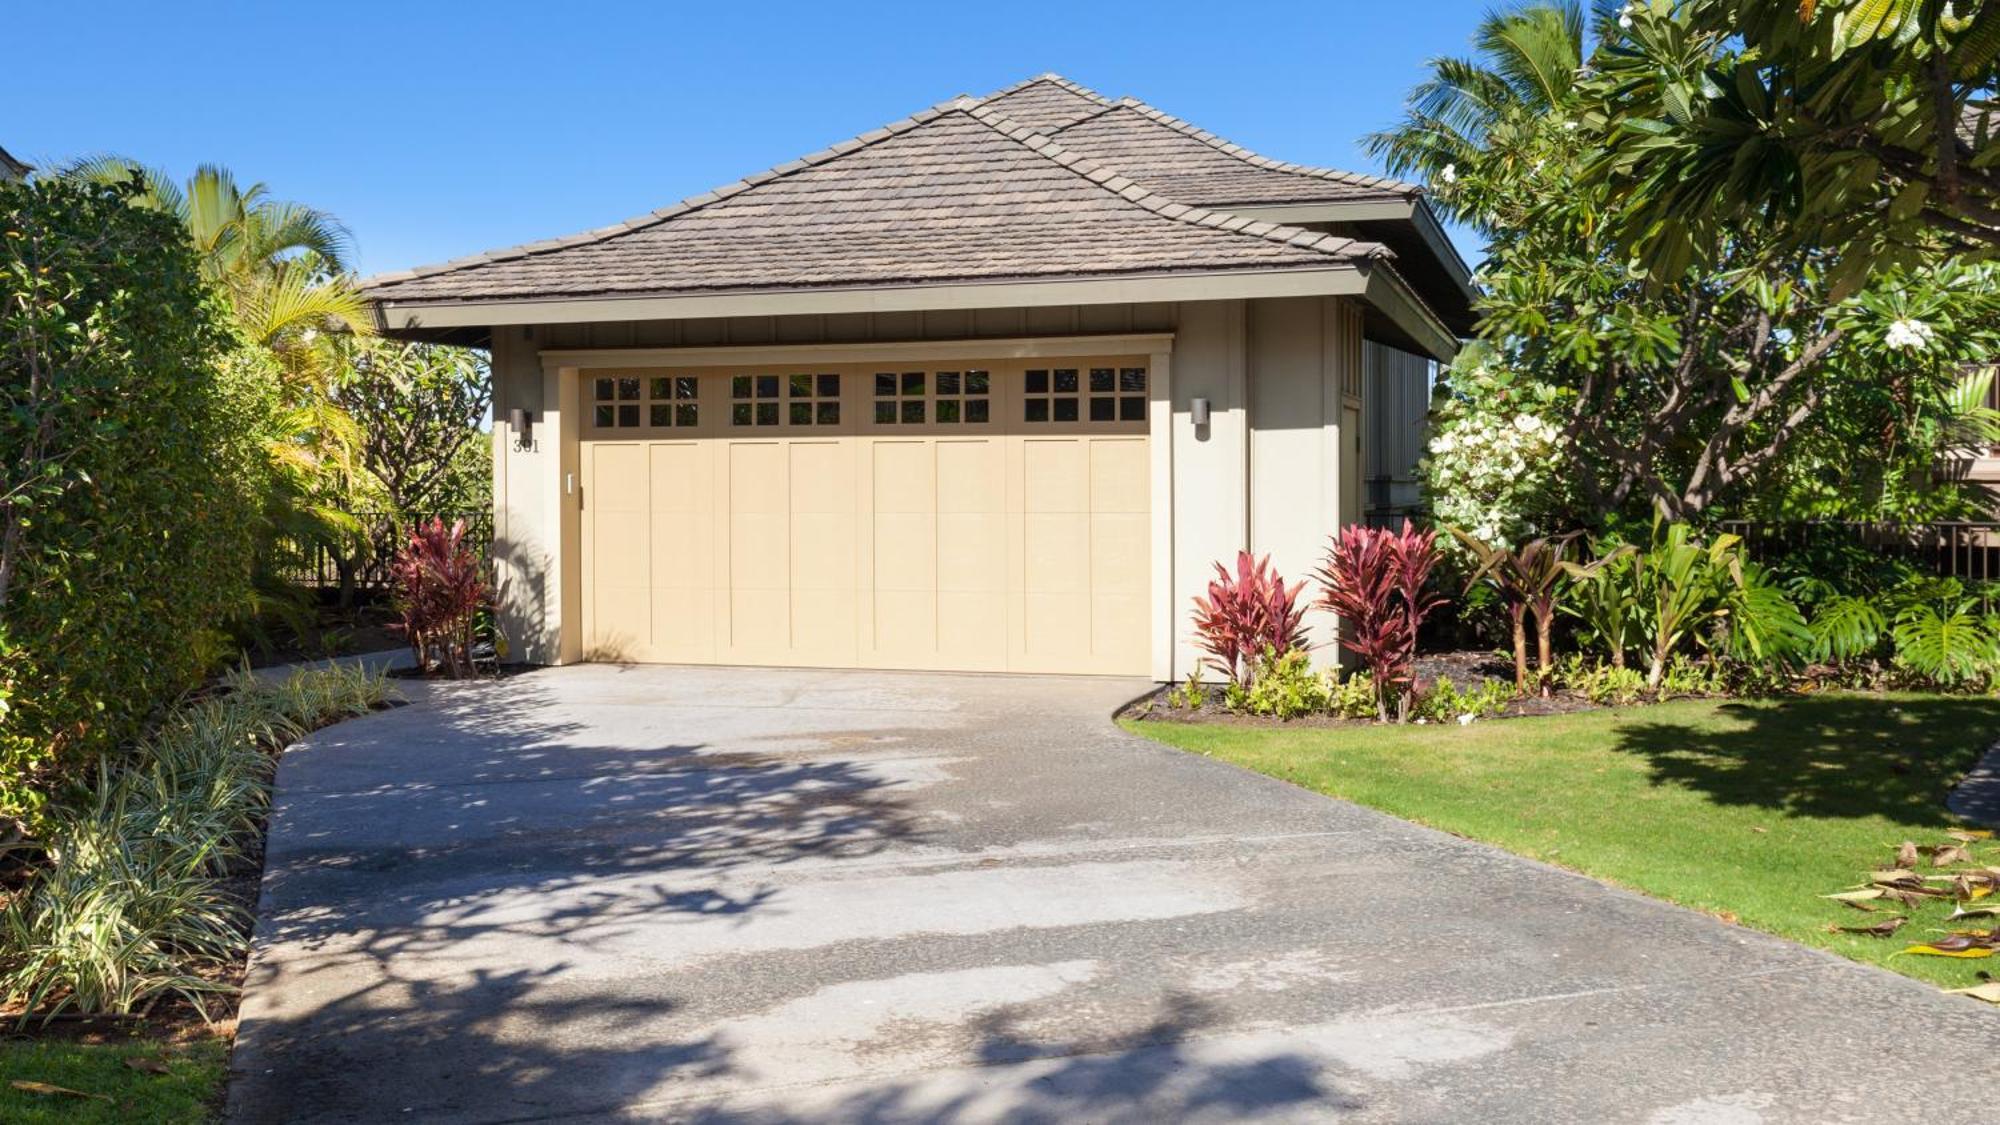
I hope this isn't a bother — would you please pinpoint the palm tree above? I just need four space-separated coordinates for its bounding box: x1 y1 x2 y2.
1364 1 1602 217
59 158 370 347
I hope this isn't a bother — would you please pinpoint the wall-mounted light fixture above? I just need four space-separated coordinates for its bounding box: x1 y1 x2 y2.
508 407 533 449
1190 397 1211 427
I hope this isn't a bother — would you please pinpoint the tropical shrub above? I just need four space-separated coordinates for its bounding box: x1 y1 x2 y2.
1 665 388 1021
1452 530 1579 693
1316 522 1446 721
391 518 489 678
1190 552 1310 688
1238 647 1331 720
1412 675 1516 723
1624 523 1808 689
1420 346 1575 548
0 176 265 835
1560 537 1643 669
1885 579 2000 689
1327 670 1378 720
1557 656 1648 706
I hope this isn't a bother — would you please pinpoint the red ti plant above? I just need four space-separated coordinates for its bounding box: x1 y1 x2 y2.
1189 551 1310 686
390 517 488 678
1315 521 1446 721
1449 530 1578 695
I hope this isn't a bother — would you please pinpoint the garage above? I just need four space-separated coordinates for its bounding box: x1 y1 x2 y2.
578 354 1153 675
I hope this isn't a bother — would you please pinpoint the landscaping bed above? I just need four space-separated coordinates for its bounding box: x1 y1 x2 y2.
1127 694 2000 997
1122 648 1609 726
0 666 395 1116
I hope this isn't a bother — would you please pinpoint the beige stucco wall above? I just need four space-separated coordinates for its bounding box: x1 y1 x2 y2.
489 296 1394 678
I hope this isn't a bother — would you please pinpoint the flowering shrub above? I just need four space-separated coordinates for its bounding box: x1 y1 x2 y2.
1190 552 1309 687
1315 522 1447 721
1419 349 1571 550
391 518 488 678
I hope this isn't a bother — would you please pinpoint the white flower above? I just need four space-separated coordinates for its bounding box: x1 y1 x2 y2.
300 328 319 343
1513 413 1541 433
1884 318 1935 351
1439 164 1458 185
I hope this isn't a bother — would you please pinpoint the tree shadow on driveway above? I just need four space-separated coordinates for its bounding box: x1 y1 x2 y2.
1607 694 2000 826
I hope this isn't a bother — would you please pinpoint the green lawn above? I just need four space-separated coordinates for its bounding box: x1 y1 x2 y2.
0 1035 226 1123
1128 693 2000 990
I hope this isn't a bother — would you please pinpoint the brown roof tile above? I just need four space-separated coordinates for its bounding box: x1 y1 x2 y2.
977 73 1113 132
362 96 1386 305
1046 99 1419 206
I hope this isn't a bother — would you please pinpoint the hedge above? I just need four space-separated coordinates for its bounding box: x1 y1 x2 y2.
0 176 264 833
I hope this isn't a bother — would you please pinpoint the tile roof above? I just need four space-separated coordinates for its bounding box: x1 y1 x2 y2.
1048 98 1419 207
978 73 1113 132
361 74 1420 307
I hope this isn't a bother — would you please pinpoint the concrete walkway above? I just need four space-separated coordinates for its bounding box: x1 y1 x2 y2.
227 666 1998 1123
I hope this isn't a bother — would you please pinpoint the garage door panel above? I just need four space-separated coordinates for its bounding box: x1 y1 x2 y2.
936 440 1003 512
1089 439 1149 514
583 360 1148 676
872 589 935 656
936 514 1002 591
938 592 1005 665
873 441 936 512
587 444 653 661
790 588 856 657
1023 440 1089 513
1023 592 1092 660
1090 512 1149 594
1024 514 1090 594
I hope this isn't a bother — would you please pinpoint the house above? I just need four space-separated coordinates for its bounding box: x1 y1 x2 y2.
0 145 30 182
361 75 1471 680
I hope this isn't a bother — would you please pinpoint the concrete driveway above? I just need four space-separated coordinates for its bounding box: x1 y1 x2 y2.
228 665 1998 1123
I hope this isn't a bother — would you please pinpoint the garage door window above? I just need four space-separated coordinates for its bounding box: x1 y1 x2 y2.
595 375 700 429
731 373 841 427
1025 366 1145 425
871 369 991 425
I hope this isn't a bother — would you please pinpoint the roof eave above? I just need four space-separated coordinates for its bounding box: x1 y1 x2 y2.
370 264 1373 335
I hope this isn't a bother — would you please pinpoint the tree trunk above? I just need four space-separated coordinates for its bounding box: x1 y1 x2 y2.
1533 608 1555 698
1510 607 1529 691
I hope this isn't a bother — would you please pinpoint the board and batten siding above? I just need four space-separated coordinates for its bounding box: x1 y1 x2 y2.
489 297 1404 677
1364 342 1435 521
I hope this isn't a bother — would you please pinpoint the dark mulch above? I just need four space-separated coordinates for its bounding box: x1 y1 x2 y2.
386 660 538 682
245 602 403 669
1121 647 1606 726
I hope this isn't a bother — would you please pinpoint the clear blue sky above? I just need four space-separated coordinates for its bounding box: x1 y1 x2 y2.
8 0 1494 277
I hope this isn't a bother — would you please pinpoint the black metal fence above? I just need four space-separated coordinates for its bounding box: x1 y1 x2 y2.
1720 520 2000 582
272 508 493 595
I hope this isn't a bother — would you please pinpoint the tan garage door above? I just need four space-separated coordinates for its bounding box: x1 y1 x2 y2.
578 357 1151 675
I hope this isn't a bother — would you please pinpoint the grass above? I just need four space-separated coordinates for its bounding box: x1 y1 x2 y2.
1127 693 2000 990
0 1034 226 1122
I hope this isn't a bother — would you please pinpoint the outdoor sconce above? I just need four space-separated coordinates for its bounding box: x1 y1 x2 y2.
1191 397 1211 427
509 407 533 449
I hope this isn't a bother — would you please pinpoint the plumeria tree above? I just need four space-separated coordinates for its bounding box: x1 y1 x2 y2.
1390 1 2000 523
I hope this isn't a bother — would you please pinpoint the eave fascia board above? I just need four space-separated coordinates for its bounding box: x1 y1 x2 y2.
1224 201 1414 224
1361 264 1461 363
1408 197 1476 296
370 266 1369 332
1226 198 1476 303
538 332 1177 372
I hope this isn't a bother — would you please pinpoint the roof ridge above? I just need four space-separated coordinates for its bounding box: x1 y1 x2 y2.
972 73 1115 110
360 95 983 292
958 102 1393 266
1108 97 1422 196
